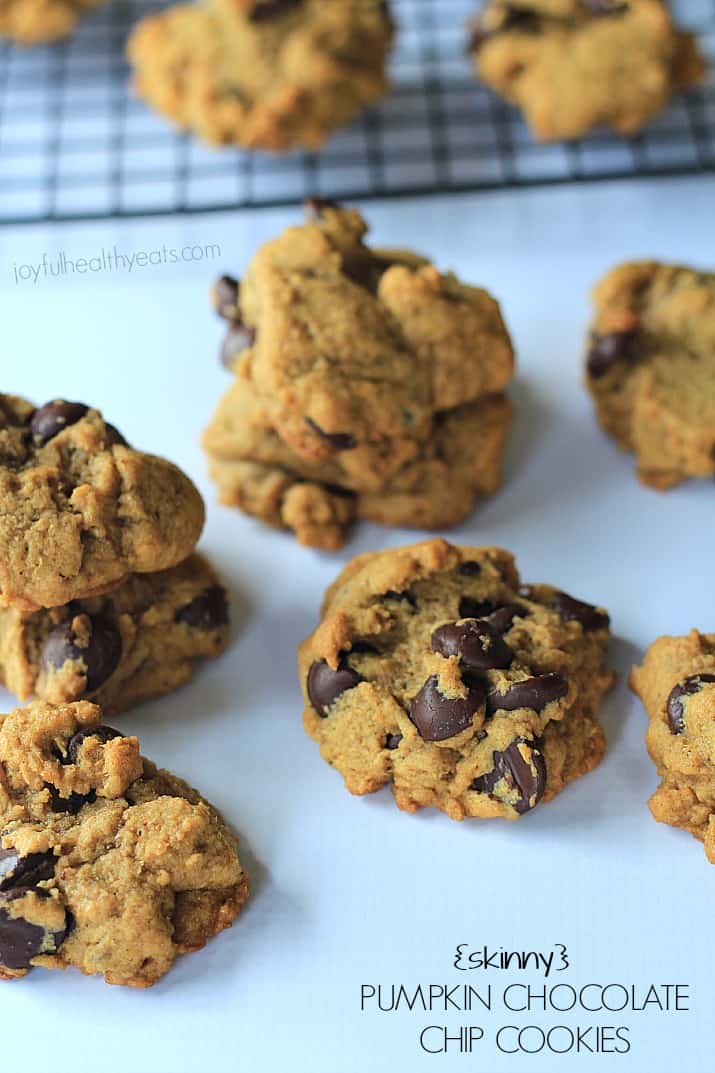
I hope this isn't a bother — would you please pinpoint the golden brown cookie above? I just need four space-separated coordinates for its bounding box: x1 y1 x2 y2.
469 0 705 141
0 553 229 716
203 202 515 548
585 261 715 489
127 0 394 150
0 0 105 44
0 700 248 986
631 631 715 864
299 539 613 820
0 395 205 611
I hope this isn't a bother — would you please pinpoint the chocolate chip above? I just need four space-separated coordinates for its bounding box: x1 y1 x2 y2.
214 275 239 320
552 591 610 632
0 888 67 970
432 619 513 671
66 724 122 765
486 673 568 715
249 0 302 20
31 401 89 444
666 674 715 734
307 659 362 717
471 738 547 814
305 418 356 451
583 0 628 14
485 604 524 634
350 641 379 655
458 561 482 576
470 8 540 51
41 616 122 694
104 422 127 447
409 675 485 742
385 733 402 750
46 785 96 815
221 321 256 370
176 586 229 630
0 849 55 892
459 597 495 619
587 331 637 379
304 197 340 221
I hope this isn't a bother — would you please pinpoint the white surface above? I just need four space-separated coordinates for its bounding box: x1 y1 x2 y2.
0 178 713 1073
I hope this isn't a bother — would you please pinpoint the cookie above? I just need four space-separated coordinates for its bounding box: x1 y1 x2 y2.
218 202 514 461
0 395 205 611
298 539 613 820
585 261 715 489
0 553 229 716
0 0 105 44
470 0 706 141
203 202 515 547
631 631 715 864
127 0 393 150
0 700 248 986
204 366 511 549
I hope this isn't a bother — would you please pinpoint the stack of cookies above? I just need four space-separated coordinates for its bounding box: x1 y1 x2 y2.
203 202 516 550
0 395 230 715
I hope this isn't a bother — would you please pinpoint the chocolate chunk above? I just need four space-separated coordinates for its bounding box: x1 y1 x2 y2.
409 675 485 742
104 422 127 447
66 725 122 765
552 591 610 632
471 738 547 814
587 330 637 379
176 586 229 630
214 275 239 320
470 8 540 51
0 849 55 892
385 733 402 750
305 418 356 451
304 197 340 221
0 888 67 970
459 597 495 619
221 321 256 370
46 785 96 815
432 619 513 671
249 0 302 21
486 673 568 715
350 641 379 655
458 561 482 576
307 659 362 717
30 401 89 444
666 674 715 734
485 604 524 635
583 0 628 14
41 616 122 694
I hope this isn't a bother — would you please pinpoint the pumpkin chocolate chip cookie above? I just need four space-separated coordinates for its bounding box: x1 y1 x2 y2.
0 553 229 715
127 0 394 149
631 631 715 865
0 699 248 986
585 261 715 489
469 0 705 141
298 539 614 820
0 0 106 45
0 394 205 611
203 202 515 548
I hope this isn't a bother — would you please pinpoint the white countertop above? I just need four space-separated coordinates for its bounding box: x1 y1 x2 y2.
1 175 714 1073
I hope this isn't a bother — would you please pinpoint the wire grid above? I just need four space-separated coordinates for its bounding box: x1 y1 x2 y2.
0 0 713 223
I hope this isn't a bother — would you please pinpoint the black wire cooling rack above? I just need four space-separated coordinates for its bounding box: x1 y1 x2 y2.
0 0 713 223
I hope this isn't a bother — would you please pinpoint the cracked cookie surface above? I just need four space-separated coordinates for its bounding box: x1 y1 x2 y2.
631 631 715 865
299 539 613 820
0 700 248 986
470 0 705 141
0 394 205 611
0 0 105 44
585 261 715 489
127 0 393 149
0 553 229 715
